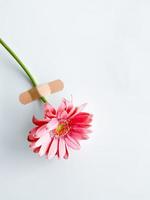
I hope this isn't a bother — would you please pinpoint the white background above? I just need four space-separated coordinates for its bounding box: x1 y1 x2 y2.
0 0 150 199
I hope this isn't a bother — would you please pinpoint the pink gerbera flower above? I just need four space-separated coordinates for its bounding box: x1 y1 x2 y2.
27 98 93 159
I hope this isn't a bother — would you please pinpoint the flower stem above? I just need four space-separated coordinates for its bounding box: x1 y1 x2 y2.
0 38 47 103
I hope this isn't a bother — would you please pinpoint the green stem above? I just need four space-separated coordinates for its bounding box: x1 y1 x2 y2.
0 38 47 103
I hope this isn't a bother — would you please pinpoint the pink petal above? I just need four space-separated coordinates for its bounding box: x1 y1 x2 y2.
60 110 68 119
47 118 58 130
48 138 58 159
71 124 92 128
28 127 38 141
70 132 89 140
32 115 49 126
34 133 50 148
28 127 38 135
59 138 66 158
39 137 52 157
63 98 73 113
29 142 36 149
67 107 78 118
44 103 56 118
71 127 92 134
64 145 69 159
57 101 66 118
35 125 48 138
71 113 93 124
69 103 87 119
65 135 80 150
33 146 41 153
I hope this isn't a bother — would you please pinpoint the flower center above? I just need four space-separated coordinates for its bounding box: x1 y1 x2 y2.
55 121 70 136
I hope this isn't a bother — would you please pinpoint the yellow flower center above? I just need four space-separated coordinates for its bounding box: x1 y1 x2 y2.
55 121 70 136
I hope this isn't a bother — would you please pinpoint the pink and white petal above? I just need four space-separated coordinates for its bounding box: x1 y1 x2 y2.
33 146 41 153
69 103 87 119
32 115 49 126
64 145 69 159
29 142 36 149
71 113 93 124
71 127 92 134
28 127 38 136
65 135 80 150
35 125 48 138
63 98 73 113
48 137 58 159
60 110 68 119
57 101 66 118
28 135 37 142
70 132 89 140
67 107 78 119
34 133 50 148
28 127 38 141
59 138 66 158
44 103 56 118
39 137 52 157
47 118 59 131
78 112 93 116
71 123 92 128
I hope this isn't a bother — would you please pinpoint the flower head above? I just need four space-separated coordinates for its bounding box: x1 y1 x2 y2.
27 98 93 159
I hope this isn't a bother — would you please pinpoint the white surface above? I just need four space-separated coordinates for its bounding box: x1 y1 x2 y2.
0 0 150 199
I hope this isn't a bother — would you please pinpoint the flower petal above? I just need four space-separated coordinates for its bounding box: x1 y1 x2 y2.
70 132 89 140
34 133 50 148
32 115 49 126
47 118 59 131
39 137 52 157
28 127 38 141
64 144 69 159
71 113 93 124
65 135 80 150
35 125 48 138
59 138 66 158
48 137 58 159
33 146 41 153
69 103 87 118
63 98 73 113
71 124 92 128
60 110 68 119
57 101 66 119
44 103 56 118
67 107 78 118
71 127 92 134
